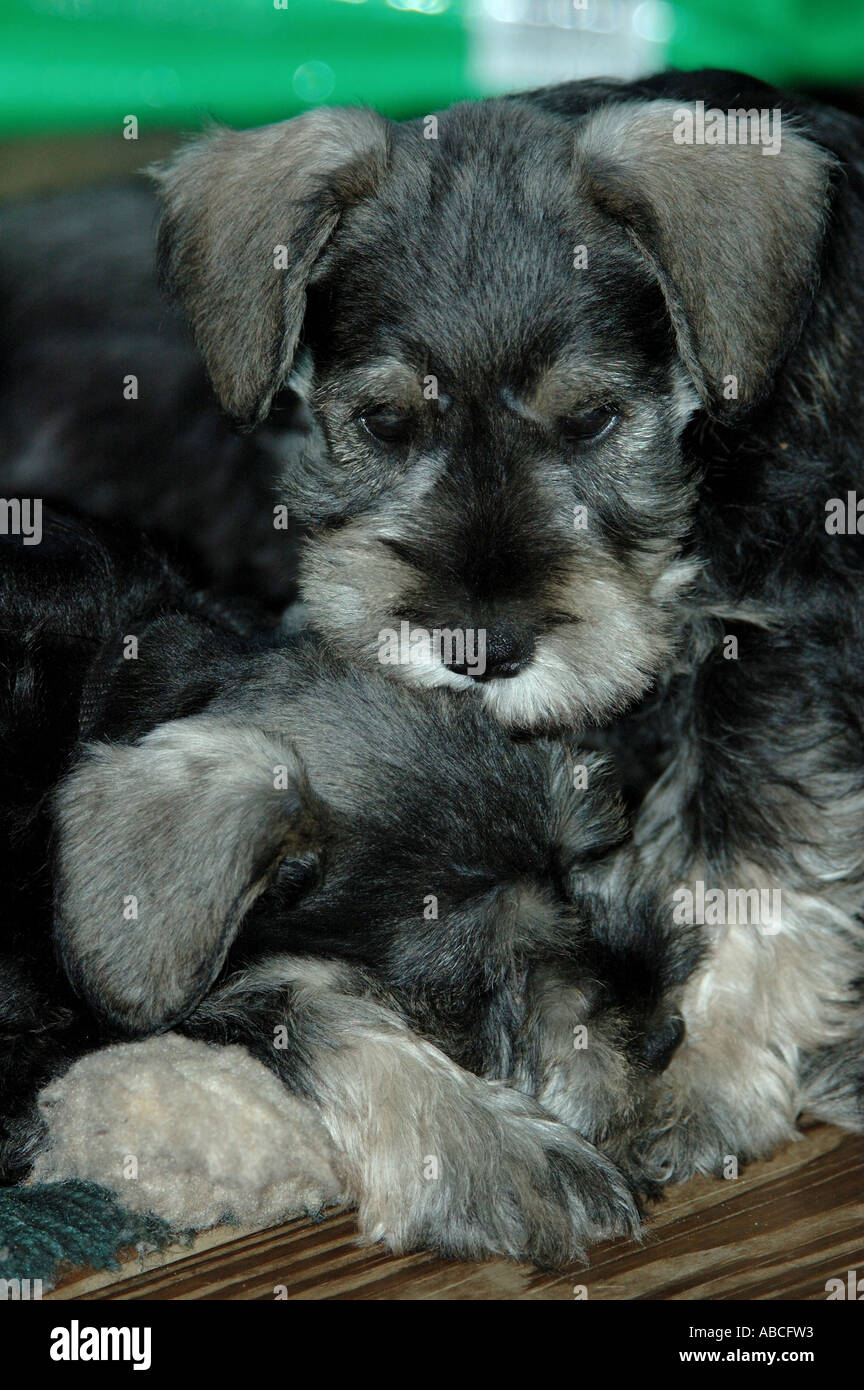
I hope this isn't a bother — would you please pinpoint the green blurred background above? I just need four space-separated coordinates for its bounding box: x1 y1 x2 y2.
1 0 864 196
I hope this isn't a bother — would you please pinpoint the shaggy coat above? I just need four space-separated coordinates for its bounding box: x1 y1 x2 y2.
148 70 864 1174
0 508 698 1264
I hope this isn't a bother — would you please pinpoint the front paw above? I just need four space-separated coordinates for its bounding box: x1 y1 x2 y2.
355 1081 640 1267
633 1107 733 1185
631 1075 799 1186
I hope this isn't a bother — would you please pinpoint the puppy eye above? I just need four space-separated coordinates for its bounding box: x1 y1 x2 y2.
560 406 618 445
358 408 413 446
276 853 320 902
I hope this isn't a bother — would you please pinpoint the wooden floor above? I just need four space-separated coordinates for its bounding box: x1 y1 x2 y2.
48 1122 864 1300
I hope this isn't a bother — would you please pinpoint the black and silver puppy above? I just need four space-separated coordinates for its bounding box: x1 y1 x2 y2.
0 508 695 1264
0 185 305 613
149 70 864 1181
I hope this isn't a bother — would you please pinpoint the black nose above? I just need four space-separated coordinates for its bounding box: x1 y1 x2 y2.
640 1016 685 1073
445 623 535 682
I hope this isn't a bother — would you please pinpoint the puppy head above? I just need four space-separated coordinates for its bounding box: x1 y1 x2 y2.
53 645 689 1121
152 97 830 729
155 95 832 731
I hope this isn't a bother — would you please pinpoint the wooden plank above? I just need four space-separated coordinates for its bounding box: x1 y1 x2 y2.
50 1123 864 1301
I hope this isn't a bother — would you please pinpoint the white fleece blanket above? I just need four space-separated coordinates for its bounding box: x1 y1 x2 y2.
30 1033 347 1231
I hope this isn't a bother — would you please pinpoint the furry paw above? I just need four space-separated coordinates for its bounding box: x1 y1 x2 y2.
632 1110 731 1185
631 1093 793 1185
353 1079 640 1267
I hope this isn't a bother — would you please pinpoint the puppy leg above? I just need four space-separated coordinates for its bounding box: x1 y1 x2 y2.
617 638 864 1179
617 866 864 1179
798 1031 864 1132
181 955 640 1266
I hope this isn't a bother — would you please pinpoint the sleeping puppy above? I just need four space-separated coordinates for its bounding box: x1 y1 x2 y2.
0 506 695 1265
151 69 864 1182
0 185 305 614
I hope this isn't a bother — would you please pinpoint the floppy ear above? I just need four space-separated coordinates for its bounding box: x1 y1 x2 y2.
577 100 836 415
151 106 390 425
53 717 325 1034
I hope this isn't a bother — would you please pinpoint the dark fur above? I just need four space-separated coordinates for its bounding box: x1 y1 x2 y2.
0 507 698 1263
0 184 305 614
4 69 864 1204
146 70 864 1176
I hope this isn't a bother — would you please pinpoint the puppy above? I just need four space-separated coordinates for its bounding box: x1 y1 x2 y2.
0 184 305 613
0 506 693 1264
151 70 864 1180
